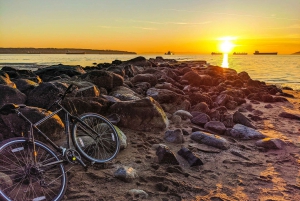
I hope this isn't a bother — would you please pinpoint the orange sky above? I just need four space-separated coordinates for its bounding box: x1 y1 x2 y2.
0 0 299 54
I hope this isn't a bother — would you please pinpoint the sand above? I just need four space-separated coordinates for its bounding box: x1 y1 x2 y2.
62 90 300 201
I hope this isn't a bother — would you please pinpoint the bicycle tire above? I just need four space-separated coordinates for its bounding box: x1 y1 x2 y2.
72 113 120 163
0 137 67 201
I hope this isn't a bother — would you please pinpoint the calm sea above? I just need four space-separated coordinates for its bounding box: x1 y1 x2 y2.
0 54 299 90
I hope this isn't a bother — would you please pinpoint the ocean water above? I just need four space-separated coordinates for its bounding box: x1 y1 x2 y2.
0 54 299 90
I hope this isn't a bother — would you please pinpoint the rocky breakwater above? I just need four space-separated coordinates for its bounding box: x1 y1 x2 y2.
1 57 300 200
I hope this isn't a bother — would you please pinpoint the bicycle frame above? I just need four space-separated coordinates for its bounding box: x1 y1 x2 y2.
15 101 91 167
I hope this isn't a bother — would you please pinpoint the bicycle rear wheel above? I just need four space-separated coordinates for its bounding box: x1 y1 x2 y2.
72 113 120 163
0 137 67 201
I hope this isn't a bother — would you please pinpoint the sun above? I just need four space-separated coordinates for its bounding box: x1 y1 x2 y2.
218 37 236 53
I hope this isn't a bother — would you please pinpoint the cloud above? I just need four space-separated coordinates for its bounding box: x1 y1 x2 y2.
266 24 300 29
133 26 157 30
165 9 300 22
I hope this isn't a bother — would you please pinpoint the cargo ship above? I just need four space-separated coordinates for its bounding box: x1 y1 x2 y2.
211 52 223 55
233 52 247 55
165 51 174 55
253 51 277 55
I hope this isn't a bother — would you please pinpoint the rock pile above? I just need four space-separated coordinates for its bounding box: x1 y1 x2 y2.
0 57 293 160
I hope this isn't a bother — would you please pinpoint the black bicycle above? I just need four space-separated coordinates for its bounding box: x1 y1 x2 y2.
0 84 120 201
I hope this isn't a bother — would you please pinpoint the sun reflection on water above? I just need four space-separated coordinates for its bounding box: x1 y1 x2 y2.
222 53 229 68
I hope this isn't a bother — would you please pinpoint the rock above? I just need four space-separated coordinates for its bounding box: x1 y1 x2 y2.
131 73 158 86
225 101 237 110
215 94 231 106
171 114 182 125
238 107 248 112
204 121 226 135
1 106 64 141
264 104 273 108
35 64 86 81
191 102 210 114
189 93 213 107
114 126 127 150
114 166 138 182
27 82 63 109
75 85 100 98
190 131 230 150
128 189 148 199
233 111 256 129
146 88 185 104
208 110 221 121
106 66 125 77
191 113 211 127
0 71 16 87
156 145 179 165
252 110 263 116
0 85 26 107
229 124 265 140
123 56 152 67
278 112 300 120
221 113 234 128
62 97 104 115
13 79 38 96
177 147 204 166
181 71 202 86
109 86 141 101
109 97 169 131
80 70 124 92
164 129 184 144
174 110 193 120
238 71 251 80
255 138 285 149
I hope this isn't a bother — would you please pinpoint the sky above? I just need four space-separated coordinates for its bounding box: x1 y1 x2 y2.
0 0 299 54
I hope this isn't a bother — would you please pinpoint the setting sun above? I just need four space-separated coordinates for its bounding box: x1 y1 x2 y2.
219 39 235 53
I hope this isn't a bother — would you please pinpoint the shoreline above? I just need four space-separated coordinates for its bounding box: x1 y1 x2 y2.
0 57 300 200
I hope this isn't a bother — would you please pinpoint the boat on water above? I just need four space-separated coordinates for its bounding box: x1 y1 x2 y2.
165 51 174 55
253 50 277 55
66 51 85 54
233 52 247 55
211 52 223 55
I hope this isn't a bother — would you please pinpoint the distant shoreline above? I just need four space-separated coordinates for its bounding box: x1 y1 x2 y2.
0 48 136 55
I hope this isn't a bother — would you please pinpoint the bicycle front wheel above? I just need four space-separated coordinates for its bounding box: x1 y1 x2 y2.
72 113 120 163
0 137 67 201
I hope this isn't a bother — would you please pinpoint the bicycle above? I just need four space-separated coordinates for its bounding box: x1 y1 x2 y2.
0 84 120 201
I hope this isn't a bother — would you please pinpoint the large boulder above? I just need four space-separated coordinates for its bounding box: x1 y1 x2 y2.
109 86 142 101
191 131 230 150
27 82 64 109
35 64 86 81
0 85 26 107
131 73 158 87
0 106 64 141
109 97 169 131
146 88 185 104
181 71 202 86
123 56 152 67
228 124 265 140
13 79 39 96
80 70 123 92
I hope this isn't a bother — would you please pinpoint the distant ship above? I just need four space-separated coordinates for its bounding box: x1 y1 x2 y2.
66 51 85 54
233 52 247 55
253 51 277 55
211 52 223 55
165 51 174 55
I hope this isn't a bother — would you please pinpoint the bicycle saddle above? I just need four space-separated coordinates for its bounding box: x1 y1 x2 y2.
0 103 26 115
